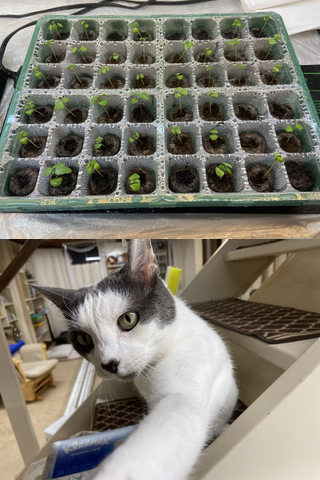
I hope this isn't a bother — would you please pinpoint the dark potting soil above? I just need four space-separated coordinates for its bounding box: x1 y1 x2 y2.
167 106 193 122
277 132 302 153
65 107 88 124
9 167 39 196
285 161 314 191
106 54 126 64
225 52 246 62
206 164 234 193
134 31 153 42
250 28 268 38
167 76 190 88
48 168 78 196
234 104 258 121
229 76 251 87
222 30 242 39
247 165 274 192
28 106 53 124
98 107 123 124
168 132 194 155
129 134 155 156
199 103 224 122
101 78 125 89
106 31 126 41
130 106 155 123
194 52 214 63
197 77 219 88
93 135 121 156
166 32 186 41
203 135 228 154
261 72 281 86
88 167 118 195
52 31 70 41
70 77 93 89
56 135 84 157
269 103 293 120
166 53 187 64
125 167 156 194
77 55 96 64
20 136 47 158
44 53 65 64
38 76 60 89
134 55 154 65
79 30 98 41
255 50 275 61
169 166 199 193
193 28 212 40
240 133 265 154
132 76 155 88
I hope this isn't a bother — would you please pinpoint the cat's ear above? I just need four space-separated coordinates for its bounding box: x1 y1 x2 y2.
32 285 77 320
126 240 159 286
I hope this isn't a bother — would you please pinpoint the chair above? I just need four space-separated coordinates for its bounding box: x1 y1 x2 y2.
12 343 58 401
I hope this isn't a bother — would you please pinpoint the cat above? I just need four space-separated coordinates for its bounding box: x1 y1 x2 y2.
35 239 238 480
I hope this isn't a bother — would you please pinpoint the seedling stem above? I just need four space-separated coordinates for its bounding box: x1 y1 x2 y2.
44 39 58 61
131 91 149 115
81 21 90 41
271 65 282 84
72 46 88 63
178 40 194 61
17 131 40 149
232 19 242 38
208 91 219 115
99 66 114 88
227 38 240 62
172 126 182 143
24 102 45 117
67 64 83 86
266 34 281 60
285 123 303 142
87 160 104 177
49 21 63 38
237 64 246 84
174 87 188 114
263 152 284 178
129 132 143 144
33 67 50 88
204 48 213 62
176 73 183 86
258 15 272 38
54 97 77 117
136 73 145 86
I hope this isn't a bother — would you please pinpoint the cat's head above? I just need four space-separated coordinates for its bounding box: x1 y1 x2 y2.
34 240 176 381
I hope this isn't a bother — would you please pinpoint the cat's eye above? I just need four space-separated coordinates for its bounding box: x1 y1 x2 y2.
77 332 94 347
118 311 138 330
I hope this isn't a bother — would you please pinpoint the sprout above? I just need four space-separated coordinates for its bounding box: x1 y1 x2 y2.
33 67 50 88
91 95 109 117
54 97 77 118
129 22 143 40
266 34 281 60
237 64 246 84
99 66 113 89
44 39 58 61
174 87 188 114
112 53 119 62
258 15 272 38
67 64 83 86
210 129 219 142
17 131 40 149
204 47 213 62
24 102 45 117
175 72 184 86
216 162 233 180
87 160 103 177
43 163 72 187
72 45 88 63
206 66 213 83
129 132 143 144
131 91 149 115
136 73 145 86
263 152 285 178
271 65 282 84
232 19 242 38
140 36 148 62
49 21 63 38
81 21 90 40
129 173 141 191
226 38 241 62
208 91 219 114
94 136 104 149
285 123 303 142
178 40 194 61
171 126 182 143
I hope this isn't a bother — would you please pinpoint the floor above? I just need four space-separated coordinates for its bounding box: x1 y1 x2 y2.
0 358 82 480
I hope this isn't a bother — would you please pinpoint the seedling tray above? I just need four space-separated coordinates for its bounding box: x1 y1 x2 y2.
1 13 320 212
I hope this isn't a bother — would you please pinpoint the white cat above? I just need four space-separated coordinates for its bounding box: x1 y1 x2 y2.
36 240 238 480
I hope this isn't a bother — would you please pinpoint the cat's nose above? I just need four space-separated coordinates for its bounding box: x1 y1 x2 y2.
101 359 119 373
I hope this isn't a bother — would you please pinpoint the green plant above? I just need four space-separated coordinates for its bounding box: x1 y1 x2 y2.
136 73 145 86
210 129 219 142
112 53 119 62
67 64 83 86
81 21 90 40
232 19 242 38
175 72 184 86
129 22 143 40
226 38 241 61
131 91 149 115
237 64 246 84
49 21 63 38
178 40 194 61
171 126 182 142
129 132 143 144
91 95 109 117
140 36 148 61
285 123 303 142
72 45 88 63
271 65 282 84
265 34 281 60
33 66 50 87
24 102 45 117
94 136 105 149
99 66 114 89
17 131 40 149
208 91 219 115
54 97 76 118
174 87 188 114
258 15 272 38
206 66 213 83
43 163 72 187
87 160 103 176
263 152 285 178
204 48 213 62
216 162 233 180
129 173 141 191
44 39 58 61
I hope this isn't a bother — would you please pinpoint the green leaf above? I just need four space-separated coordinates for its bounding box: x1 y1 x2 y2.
131 98 138 104
224 163 232 168
43 167 53 177
80 46 87 52
269 39 277 45
129 173 141 191
57 23 63 28
91 96 99 104
34 71 41 78
63 98 69 103
55 164 72 176
129 137 134 143
19 137 28 144
285 125 293 133
180 88 188 96
139 92 149 101
72 46 77 53
216 167 224 177
87 162 93 175
99 100 107 107
296 123 304 131
50 177 63 187
25 110 33 115
93 161 100 171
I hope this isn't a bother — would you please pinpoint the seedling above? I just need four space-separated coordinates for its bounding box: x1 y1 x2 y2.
258 15 272 38
112 53 119 63
237 64 246 84
44 39 58 61
33 67 50 88
129 22 143 40
129 173 141 191
67 64 83 86
81 21 90 40
43 163 72 187
175 73 184 86
216 162 233 180
232 19 242 38
285 123 303 142
87 160 103 177
206 66 213 83
94 136 105 149
49 21 63 38
91 95 109 116
271 65 282 84
226 38 241 61
210 129 219 142
172 126 182 143
266 34 281 60
208 91 219 114
136 73 145 86
17 131 40 149
263 152 284 178
129 132 143 144
131 91 149 115
178 40 194 61
99 66 114 89
174 87 188 114
24 102 45 117
204 48 213 62
72 45 88 63
54 97 77 118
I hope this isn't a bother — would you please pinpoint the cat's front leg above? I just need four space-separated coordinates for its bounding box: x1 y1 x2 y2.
90 393 208 480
